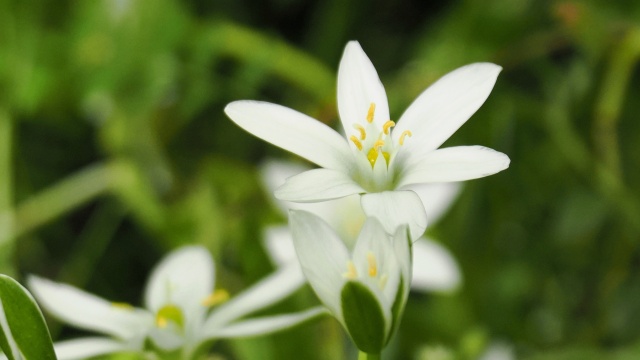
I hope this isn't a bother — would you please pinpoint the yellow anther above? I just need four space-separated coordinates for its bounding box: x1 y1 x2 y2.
353 124 367 140
343 261 358 279
373 139 385 150
399 130 412 145
111 302 134 311
366 103 376 123
350 135 363 150
382 120 395 135
367 252 377 277
202 289 230 307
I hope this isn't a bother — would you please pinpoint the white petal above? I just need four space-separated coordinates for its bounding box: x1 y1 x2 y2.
263 225 298 267
360 190 427 240
394 63 502 157
225 101 354 172
144 246 214 318
54 337 128 360
259 159 312 215
406 182 462 224
411 237 461 292
397 146 510 187
337 41 390 134
352 218 400 311
203 263 305 331
207 307 327 339
289 210 350 319
275 168 365 202
27 276 151 339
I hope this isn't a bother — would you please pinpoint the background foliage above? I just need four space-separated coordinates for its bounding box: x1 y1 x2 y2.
1 0 640 359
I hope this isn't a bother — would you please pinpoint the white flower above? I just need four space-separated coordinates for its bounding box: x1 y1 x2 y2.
225 41 510 239
261 159 461 292
28 246 325 360
289 210 411 354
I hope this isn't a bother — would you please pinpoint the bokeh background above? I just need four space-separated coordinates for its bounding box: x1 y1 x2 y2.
2 0 640 359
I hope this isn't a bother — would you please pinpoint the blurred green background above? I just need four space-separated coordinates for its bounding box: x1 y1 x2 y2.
2 0 640 359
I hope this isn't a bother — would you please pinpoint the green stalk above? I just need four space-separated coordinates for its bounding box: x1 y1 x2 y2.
0 108 14 276
358 351 381 360
12 162 118 239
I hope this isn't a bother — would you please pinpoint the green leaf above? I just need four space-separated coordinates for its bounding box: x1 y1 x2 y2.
340 281 386 354
0 275 57 360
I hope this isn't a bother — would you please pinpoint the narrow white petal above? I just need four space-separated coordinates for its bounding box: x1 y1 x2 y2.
397 146 510 187
263 225 298 267
360 190 428 240
289 210 350 319
206 307 327 339
259 159 312 215
275 168 365 202
144 246 214 321
411 237 461 292
352 218 400 312
54 337 128 360
394 63 502 157
225 101 354 172
27 276 151 339
406 182 462 224
203 263 305 331
337 41 390 134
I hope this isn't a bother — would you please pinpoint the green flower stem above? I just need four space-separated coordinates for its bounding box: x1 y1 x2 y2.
205 21 335 109
0 108 15 276
358 351 381 360
593 27 640 185
11 162 120 239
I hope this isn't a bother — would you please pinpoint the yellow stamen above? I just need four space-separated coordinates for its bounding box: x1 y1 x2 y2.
353 124 366 140
382 120 395 135
201 289 230 307
350 135 363 150
343 261 358 279
367 252 377 277
111 302 134 310
366 103 376 123
399 130 412 145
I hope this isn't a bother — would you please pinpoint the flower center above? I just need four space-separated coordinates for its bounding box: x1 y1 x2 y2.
155 304 184 330
342 252 388 290
349 103 412 168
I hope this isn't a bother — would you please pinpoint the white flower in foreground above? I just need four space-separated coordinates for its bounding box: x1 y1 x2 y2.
290 210 411 354
28 246 325 360
226 41 510 239
261 159 461 292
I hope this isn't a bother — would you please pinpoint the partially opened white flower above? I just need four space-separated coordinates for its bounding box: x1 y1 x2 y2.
28 246 325 360
261 159 461 292
226 41 509 238
290 210 411 354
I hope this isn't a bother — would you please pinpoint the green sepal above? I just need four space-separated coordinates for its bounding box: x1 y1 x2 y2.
0 275 57 360
340 281 386 354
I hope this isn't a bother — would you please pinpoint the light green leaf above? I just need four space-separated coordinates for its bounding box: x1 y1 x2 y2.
340 281 386 354
0 275 56 360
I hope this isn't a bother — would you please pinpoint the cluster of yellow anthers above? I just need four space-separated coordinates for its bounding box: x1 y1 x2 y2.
348 103 412 168
343 252 388 291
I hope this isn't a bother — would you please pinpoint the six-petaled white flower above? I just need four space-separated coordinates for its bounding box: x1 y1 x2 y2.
290 210 411 354
225 41 510 239
28 246 325 360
